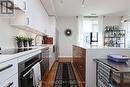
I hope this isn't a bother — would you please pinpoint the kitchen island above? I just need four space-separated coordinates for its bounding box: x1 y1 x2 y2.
73 45 130 87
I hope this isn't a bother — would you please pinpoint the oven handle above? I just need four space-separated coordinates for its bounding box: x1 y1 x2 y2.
23 68 33 77
23 61 43 77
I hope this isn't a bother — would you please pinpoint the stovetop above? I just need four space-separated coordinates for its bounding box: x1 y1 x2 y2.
0 48 34 55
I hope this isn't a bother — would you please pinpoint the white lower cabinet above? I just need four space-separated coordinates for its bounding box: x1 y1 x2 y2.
0 59 18 84
0 73 18 87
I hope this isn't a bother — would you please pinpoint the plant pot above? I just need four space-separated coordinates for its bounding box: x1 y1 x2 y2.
17 41 22 48
28 41 32 47
23 41 28 47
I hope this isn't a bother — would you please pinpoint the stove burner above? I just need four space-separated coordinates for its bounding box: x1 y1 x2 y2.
0 48 34 55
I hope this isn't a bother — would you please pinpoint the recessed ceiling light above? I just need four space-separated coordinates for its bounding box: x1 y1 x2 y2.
60 0 64 4
91 13 96 16
82 0 87 8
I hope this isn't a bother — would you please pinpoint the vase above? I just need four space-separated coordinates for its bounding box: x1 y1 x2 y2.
23 41 28 47
28 41 32 47
17 41 22 48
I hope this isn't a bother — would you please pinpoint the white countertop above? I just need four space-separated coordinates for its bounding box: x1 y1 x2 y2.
73 44 130 50
0 45 51 63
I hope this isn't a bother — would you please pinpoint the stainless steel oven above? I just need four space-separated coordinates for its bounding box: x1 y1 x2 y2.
18 47 49 87
18 54 41 87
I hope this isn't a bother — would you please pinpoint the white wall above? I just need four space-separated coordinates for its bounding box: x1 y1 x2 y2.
0 18 37 49
0 18 17 49
56 16 78 57
103 16 122 27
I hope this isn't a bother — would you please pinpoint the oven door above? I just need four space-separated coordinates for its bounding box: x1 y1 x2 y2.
21 69 33 87
18 54 41 87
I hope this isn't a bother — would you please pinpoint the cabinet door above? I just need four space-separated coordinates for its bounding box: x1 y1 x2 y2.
10 10 27 25
0 74 18 87
0 59 18 84
26 0 49 33
25 0 36 28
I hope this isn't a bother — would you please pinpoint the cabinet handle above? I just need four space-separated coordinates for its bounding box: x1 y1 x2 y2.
24 1 26 10
27 17 29 25
0 64 13 72
6 82 13 87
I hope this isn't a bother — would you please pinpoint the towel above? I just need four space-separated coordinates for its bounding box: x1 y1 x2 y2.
32 62 42 87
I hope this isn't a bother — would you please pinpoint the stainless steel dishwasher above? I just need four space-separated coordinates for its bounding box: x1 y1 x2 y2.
40 47 49 81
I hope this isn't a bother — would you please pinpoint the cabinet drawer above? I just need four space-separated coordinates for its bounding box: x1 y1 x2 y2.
0 59 18 84
0 73 18 87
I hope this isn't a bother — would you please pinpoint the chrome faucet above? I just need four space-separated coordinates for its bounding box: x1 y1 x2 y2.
34 34 43 46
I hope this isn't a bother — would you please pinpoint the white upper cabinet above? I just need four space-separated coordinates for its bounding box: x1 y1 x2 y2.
10 0 50 34
26 0 49 33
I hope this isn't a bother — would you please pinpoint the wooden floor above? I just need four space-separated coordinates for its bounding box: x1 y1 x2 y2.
42 58 84 87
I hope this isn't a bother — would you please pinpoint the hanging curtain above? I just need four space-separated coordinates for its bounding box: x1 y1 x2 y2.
78 16 94 46
77 16 84 46
78 16 103 47
121 19 130 48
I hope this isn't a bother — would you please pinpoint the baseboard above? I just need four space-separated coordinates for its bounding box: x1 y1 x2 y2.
58 56 73 62
58 56 73 58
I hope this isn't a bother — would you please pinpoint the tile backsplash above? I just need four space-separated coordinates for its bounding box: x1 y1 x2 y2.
0 18 41 49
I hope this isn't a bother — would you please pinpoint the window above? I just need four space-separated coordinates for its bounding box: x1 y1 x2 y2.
82 17 99 47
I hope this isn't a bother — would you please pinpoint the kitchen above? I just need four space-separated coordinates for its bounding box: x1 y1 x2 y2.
0 0 130 87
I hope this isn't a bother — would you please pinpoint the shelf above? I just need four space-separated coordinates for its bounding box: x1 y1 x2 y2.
104 26 125 47
11 24 46 35
104 37 125 38
104 43 124 45
104 30 125 32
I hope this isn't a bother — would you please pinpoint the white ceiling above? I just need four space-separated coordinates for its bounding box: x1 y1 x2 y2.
41 0 56 16
52 0 130 16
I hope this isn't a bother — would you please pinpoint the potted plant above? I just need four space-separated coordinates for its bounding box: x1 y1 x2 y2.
16 36 23 48
28 37 34 47
22 37 28 47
